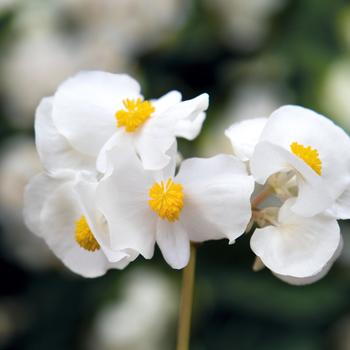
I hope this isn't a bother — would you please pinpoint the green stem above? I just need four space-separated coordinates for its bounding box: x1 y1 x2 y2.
176 243 197 350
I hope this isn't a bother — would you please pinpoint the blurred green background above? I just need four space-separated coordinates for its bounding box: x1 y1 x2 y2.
1 0 350 349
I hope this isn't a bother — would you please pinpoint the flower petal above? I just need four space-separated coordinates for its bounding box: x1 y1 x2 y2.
250 199 341 278
176 155 255 242
328 187 350 220
152 91 182 115
225 118 267 161
156 220 190 269
274 236 343 285
52 71 140 156
96 144 156 258
74 177 137 265
35 97 95 173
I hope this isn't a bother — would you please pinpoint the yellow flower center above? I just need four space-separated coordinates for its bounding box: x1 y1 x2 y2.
290 142 322 175
115 98 155 132
75 215 100 252
148 178 184 222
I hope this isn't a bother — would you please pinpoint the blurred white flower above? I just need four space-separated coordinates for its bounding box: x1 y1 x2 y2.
204 0 286 51
1 31 128 129
0 137 55 270
91 267 177 350
97 143 254 268
59 0 189 55
320 59 350 130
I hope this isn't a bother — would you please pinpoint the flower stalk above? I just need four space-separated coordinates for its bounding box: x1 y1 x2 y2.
176 243 197 350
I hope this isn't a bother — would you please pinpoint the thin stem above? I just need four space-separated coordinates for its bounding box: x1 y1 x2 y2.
251 185 273 209
176 243 197 350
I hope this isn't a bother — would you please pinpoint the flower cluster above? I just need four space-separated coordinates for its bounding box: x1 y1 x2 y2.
24 71 350 284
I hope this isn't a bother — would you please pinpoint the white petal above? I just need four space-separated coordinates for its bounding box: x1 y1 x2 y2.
96 144 156 258
225 118 267 161
156 220 190 269
274 236 343 285
152 91 182 115
251 142 333 216
134 117 175 170
74 177 137 265
250 199 341 278
52 71 140 156
23 172 73 235
328 187 350 220
259 105 350 203
35 97 95 173
40 181 121 278
176 155 255 242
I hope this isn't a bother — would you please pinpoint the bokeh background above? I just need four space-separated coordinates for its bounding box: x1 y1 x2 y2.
1 0 350 349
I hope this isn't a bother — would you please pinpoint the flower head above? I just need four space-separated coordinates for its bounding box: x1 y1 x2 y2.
36 70 208 174
96 143 255 269
23 171 137 277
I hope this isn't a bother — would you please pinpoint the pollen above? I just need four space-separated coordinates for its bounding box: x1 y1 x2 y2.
115 98 155 132
290 142 322 175
148 178 184 222
75 215 100 252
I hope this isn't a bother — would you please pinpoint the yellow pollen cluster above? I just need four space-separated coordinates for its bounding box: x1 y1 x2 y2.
148 178 184 222
290 142 322 175
75 215 100 252
115 98 155 132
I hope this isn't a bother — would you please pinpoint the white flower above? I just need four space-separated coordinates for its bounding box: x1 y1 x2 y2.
24 171 137 277
250 199 342 284
225 118 267 161
44 70 208 172
91 267 177 350
250 105 350 217
0 136 56 271
96 143 254 269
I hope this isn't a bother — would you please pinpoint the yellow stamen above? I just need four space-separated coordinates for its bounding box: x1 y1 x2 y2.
115 98 155 132
148 178 184 222
290 142 322 175
75 215 100 252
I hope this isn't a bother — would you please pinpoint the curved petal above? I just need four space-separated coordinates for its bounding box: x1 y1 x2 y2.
134 117 175 170
169 93 209 140
250 199 341 278
328 187 350 220
35 97 95 173
176 155 255 242
156 220 190 269
251 142 333 216
52 71 140 156
74 177 137 265
96 144 156 258
225 118 267 161
274 236 343 285
152 91 182 115
260 105 350 202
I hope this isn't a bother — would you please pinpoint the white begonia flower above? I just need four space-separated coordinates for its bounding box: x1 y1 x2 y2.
91 268 177 350
225 118 267 161
96 143 255 269
24 171 137 278
250 198 341 282
44 70 208 172
250 105 350 217
0 137 56 270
